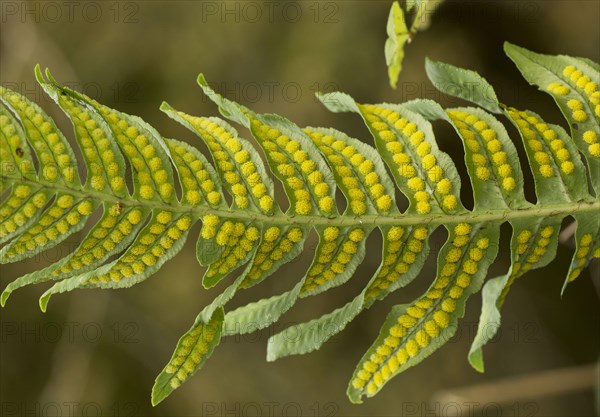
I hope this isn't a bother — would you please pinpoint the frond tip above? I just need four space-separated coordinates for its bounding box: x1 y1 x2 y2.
0 45 598 405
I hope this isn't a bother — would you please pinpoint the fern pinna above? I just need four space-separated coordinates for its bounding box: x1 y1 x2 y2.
0 43 598 405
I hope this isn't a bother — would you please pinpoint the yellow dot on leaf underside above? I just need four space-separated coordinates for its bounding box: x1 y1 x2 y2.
561 161 575 174
499 177 515 191
295 200 311 215
567 99 584 110
442 195 458 211
475 167 490 181
348 228 365 242
540 226 554 239
589 143 600 157
539 164 554 178
454 223 471 236
387 226 404 242
572 110 588 122
583 131 598 144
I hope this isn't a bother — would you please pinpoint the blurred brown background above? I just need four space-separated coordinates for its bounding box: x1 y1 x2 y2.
1 1 599 416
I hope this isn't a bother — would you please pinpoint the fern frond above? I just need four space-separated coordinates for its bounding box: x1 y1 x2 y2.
1 45 598 406
425 44 599 373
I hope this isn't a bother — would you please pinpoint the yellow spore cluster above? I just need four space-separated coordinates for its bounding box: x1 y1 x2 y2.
179 114 274 212
164 319 220 389
205 222 261 279
166 140 221 206
557 65 600 158
509 109 576 177
562 65 600 121
3 194 91 259
306 130 393 215
301 227 366 294
199 214 220 240
3 90 76 183
88 212 191 284
359 104 459 214
53 207 143 276
352 224 490 396
94 104 173 201
583 130 600 158
546 82 570 96
449 111 517 192
250 118 334 215
0 110 34 176
242 226 304 286
512 225 555 276
365 226 429 302
567 233 600 282
57 95 124 193
0 187 47 238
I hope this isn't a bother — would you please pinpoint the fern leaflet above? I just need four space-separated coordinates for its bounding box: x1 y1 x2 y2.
0 44 598 405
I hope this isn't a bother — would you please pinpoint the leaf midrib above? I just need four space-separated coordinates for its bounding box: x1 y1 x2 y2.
2 174 598 227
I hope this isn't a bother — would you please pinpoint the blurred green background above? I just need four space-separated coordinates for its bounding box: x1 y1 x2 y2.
1 1 599 416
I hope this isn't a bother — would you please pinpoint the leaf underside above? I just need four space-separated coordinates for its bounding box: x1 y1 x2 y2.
0 44 598 405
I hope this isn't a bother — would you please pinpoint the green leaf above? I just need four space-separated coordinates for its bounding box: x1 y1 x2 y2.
239 225 309 289
385 2 410 89
562 213 600 293
269 293 365 360
348 221 500 402
200 221 259 288
299 225 373 297
304 127 399 216
151 308 224 406
409 0 445 32
43 70 179 203
197 258 259 324
409 100 529 210
0 193 97 264
227 224 370 339
468 217 562 371
196 220 225 266
267 224 432 360
200 82 339 217
319 95 465 215
0 104 36 180
224 280 306 336
165 138 224 210
1 50 599 407
1 204 150 306
197 74 252 128
466 273 503 372
161 103 275 214
504 108 590 204
1 79 80 187
0 187 49 245
38 71 128 197
39 211 194 311
425 58 502 113
504 42 600 194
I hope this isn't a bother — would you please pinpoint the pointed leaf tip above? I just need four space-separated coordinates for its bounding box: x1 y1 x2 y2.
45 68 59 84
159 101 173 112
197 73 208 87
0 290 10 307
39 293 51 312
34 65 44 83
468 348 485 373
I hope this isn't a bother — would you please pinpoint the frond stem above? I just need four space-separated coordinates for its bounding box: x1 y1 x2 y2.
3 174 598 227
